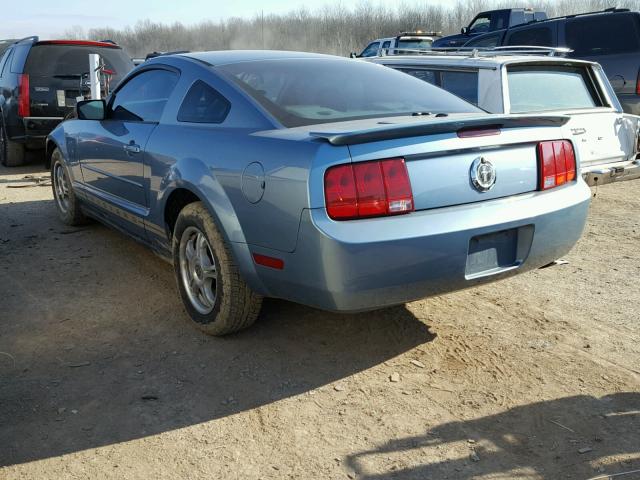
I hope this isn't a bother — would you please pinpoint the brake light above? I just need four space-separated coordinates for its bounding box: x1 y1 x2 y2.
537 140 576 190
324 158 414 220
636 68 640 95
457 127 501 138
18 74 30 118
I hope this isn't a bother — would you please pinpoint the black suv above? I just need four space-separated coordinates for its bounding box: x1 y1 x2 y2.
0 37 134 166
463 8 640 114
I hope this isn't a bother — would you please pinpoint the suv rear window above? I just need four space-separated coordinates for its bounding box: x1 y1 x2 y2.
24 44 133 85
507 65 600 113
566 13 640 56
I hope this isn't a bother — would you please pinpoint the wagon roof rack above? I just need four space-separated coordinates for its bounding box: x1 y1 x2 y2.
378 45 573 58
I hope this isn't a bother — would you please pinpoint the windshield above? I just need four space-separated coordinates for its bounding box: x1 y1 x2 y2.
469 14 491 33
218 58 481 127
397 39 433 50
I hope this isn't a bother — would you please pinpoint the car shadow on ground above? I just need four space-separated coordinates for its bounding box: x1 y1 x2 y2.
0 197 436 466
346 392 640 479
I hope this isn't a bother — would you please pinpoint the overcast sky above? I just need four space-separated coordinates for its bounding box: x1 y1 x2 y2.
3 0 450 39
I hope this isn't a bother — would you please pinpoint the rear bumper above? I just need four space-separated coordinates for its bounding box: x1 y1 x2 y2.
8 117 64 148
251 181 591 312
582 160 640 186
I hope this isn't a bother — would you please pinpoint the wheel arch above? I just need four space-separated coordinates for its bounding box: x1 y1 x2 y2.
159 170 268 296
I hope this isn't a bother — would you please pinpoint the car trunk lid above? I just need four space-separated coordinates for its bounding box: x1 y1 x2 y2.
309 114 570 211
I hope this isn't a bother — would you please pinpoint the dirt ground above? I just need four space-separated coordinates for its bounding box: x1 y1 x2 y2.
0 162 638 480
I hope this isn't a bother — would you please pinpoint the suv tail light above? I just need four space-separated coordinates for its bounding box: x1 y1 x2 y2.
18 74 30 118
538 140 576 190
324 158 414 220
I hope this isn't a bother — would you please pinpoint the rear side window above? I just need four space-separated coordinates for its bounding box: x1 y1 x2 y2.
178 80 230 123
507 66 600 113
441 71 479 104
506 26 553 46
394 68 478 104
465 32 502 48
566 14 640 56
24 45 134 85
0 49 12 77
109 69 179 122
396 68 437 85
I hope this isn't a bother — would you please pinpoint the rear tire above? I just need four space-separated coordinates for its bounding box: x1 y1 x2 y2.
51 148 88 226
172 202 263 336
0 119 25 167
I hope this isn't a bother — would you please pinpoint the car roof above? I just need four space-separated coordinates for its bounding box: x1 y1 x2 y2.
468 7 636 44
182 50 338 66
366 54 597 69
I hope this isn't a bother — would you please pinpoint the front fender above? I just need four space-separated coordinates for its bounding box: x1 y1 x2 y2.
45 126 79 176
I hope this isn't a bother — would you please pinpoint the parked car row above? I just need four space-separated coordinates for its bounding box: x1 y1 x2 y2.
366 48 640 186
4 10 638 336
441 8 640 115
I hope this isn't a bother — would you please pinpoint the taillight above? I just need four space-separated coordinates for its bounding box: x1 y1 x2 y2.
18 74 30 118
537 140 576 191
324 158 414 220
636 68 640 95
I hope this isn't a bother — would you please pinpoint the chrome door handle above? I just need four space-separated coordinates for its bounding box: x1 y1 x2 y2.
124 144 141 154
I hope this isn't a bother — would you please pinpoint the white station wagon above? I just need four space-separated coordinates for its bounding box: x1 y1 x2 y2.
367 48 640 186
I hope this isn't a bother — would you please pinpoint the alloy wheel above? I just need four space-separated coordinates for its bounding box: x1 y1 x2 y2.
179 226 218 315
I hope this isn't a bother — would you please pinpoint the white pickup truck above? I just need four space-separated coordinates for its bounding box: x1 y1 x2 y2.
366 48 640 186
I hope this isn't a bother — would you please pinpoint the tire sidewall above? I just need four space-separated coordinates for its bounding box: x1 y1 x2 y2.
172 205 226 330
51 150 79 225
0 119 7 167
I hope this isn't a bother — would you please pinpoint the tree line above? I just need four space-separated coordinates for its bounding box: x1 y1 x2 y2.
63 0 640 58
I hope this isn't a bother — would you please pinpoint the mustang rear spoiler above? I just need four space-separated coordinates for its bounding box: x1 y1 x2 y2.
309 115 570 146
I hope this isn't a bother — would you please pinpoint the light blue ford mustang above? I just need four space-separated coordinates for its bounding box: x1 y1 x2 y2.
47 51 591 335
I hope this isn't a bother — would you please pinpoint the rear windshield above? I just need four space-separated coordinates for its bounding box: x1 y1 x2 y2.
566 13 640 56
396 39 433 50
218 58 481 127
507 66 600 113
24 44 134 84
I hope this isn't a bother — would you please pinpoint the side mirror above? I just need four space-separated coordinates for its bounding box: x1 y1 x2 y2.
77 99 106 121
349 52 358 58
461 27 469 35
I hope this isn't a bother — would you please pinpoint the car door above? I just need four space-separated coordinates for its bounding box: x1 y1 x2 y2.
77 67 179 235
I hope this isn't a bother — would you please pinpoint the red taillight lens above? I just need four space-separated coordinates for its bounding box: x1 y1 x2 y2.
324 164 358 219
353 162 386 216
324 158 414 220
538 140 576 190
636 68 640 95
18 74 30 118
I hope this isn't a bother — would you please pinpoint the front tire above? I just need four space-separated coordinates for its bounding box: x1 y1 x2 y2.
172 202 263 335
0 119 25 167
51 149 87 226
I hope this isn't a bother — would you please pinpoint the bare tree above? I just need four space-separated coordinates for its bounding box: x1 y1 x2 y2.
68 0 640 57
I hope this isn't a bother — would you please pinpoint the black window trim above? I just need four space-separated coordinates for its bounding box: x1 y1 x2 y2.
106 64 180 124
177 79 231 124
